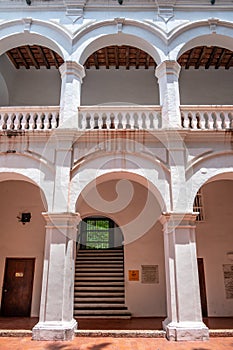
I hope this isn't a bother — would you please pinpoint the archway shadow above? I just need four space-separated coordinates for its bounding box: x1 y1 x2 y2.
45 341 112 350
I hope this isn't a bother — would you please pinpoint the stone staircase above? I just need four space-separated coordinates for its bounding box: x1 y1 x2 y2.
74 249 131 318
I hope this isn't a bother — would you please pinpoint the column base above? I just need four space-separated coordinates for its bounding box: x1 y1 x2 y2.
163 319 209 341
32 319 77 341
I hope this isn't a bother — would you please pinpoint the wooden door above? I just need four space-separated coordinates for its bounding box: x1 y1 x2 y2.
197 258 208 317
1 258 35 317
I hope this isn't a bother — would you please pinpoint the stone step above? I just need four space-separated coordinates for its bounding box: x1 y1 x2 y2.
74 303 127 309
74 297 125 303
75 277 124 282
74 309 131 316
74 292 125 297
75 264 124 268
75 272 124 277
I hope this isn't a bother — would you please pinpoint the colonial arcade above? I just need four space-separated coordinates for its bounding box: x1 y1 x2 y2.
0 0 233 342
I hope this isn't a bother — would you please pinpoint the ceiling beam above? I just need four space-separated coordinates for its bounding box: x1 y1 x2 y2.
195 46 206 69
115 46 119 69
225 53 233 69
50 49 60 69
37 46 50 69
25 45 40 69
16 47 30 69
205 46 217 69
215 48 225 69
6 51 19 69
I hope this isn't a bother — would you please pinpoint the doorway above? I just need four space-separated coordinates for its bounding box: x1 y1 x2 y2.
1 258 35 316
197 258 208 317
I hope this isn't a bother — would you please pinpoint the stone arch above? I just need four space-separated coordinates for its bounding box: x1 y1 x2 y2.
0 153 54 211
70 152 170 214
186 152 233 212
0 19 71 58
168 20 233 61
73 19 167 65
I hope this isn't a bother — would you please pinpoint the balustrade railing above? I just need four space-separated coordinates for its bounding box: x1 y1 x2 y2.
181 105 233 130
78 106 162 130
0 106 59 131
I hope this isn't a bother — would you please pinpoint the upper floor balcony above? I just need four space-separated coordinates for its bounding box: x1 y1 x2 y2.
0 44 233 132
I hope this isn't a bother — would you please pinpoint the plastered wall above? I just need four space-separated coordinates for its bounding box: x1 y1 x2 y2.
77 178 166 316
196 180 233 316
0 180 46 317
180 67 233 105
0 54 61 106
81 68 159 105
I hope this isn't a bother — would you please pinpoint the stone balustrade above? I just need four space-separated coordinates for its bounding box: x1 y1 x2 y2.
78 105 162 130
181 105 233 130
0 106 60 131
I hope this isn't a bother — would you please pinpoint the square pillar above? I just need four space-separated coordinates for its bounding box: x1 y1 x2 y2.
155 60 181 128
59 61 85 127
32 212 81 341
160 213 209 341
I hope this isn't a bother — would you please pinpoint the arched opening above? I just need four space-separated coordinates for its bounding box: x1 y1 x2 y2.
178 45 233 105
74 174 166 323
193 176 233 327
0 44 64 106
81 45 159 105
0 178 46 318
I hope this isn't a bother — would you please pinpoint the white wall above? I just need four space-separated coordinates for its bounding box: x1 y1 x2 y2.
180 67 233 105
196 180 233 316
77 178 166 316
0 180 46 317
0 54 61 106
81 68 159 105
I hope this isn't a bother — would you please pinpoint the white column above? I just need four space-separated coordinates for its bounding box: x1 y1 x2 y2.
32 212 81 341
155 60 181 128
59 61 85 127
160 213 209 341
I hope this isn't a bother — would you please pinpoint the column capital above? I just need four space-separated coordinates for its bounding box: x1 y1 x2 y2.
160 212 198 228
59 61 86 82
155 60 181 80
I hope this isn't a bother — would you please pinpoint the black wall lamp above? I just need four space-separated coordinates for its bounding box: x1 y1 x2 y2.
210 0 215 4
17 212 31 224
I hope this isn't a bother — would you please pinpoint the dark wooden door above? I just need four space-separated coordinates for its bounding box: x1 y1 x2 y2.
1 258 35 317
197 258 208 317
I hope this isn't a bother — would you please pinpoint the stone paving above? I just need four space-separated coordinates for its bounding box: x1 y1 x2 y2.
0 336 233 350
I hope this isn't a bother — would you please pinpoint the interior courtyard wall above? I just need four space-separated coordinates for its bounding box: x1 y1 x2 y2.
179 67 233 105
76 178 166 316
0 54 61 106
0 180 46 317
81 68 159 105
196 180 233 316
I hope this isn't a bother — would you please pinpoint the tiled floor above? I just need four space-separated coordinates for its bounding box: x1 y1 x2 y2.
0 336 233 350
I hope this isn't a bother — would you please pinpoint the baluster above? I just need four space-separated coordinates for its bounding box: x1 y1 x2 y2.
182 112 189 128
220 112 225 130
117 113 123 129
228 113 233 129
86 113 91 129
89 113 95 129
192 112 198 129
106 113 111 129
55 112 59 128
32 113 38 129
109 113 115 129
125 113 130 129
204 112 209 129
10 113 16 130
0 113 2 130
152 112 158 129
102 113 107 129
94 113 100 129
2 113 8 130
138 112 143 129
133 113 139 129
211 112 217 129
188 113 193 129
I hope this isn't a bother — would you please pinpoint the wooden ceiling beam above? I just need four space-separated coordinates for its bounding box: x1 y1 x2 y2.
205 46 217 69
94 52 99 69
37 46 50 69
50 49 60 69
136 49 140 69
115 46 119 69
185 48 194 69
225 53 233 69
215 48 225 69
104 47 109 69
16 47 30 69
145 54 150 69
195 46 206 69
25 45 40 69
126 46 130 70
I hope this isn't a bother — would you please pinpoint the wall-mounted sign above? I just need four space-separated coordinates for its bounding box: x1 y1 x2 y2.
223 264 233 299
128 270 139 281
15 272 24 278
141 265 159 284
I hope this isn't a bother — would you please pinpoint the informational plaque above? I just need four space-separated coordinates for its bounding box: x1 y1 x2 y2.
223 264 233 299
128 270 139 281
141 265 159 284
